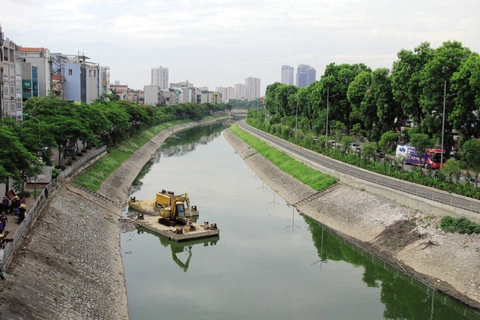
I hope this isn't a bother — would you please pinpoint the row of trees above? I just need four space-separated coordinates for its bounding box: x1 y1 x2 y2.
0 95 229 191
264 41 480 155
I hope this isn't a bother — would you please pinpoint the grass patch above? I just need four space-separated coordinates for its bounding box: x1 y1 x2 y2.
231 124 337 191
75 120 188 191
441 216 480 234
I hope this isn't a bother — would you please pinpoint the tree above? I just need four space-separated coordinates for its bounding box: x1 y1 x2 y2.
462 138 480 186
441 159 462 183
0 125 42 187
378 131 398 153
348 71 372 131
319 63 371 135
450 54 480 139
391 42 434 126
420 41 472 155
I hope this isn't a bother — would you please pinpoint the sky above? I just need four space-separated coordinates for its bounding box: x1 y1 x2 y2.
2 0 480 96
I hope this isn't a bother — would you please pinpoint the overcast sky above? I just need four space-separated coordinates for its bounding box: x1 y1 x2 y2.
2 0 480 95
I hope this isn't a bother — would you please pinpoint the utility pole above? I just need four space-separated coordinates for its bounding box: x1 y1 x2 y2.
325 86 329 149
441 80 446 166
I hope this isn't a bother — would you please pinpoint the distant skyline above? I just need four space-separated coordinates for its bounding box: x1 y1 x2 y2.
2 0 480 96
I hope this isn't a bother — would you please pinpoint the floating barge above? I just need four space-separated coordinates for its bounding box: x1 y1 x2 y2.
128 189 219 241
134 215 219 241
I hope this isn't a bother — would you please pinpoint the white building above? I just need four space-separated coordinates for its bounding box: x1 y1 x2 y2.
151 66 169 89
17 46 52 97
234 83 246 100
144 85 161 106
215 86 234 103
1 36 23 120
281 65 294 85
245 76 261 100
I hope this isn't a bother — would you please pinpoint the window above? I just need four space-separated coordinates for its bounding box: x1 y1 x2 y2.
68 69 73 75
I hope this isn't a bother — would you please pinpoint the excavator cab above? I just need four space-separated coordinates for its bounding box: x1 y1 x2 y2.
175 202 185 217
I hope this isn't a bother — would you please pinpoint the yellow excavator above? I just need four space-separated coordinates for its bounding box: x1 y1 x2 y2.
156 190 199 226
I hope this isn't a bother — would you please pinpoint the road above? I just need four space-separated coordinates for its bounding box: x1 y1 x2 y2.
238 120 480 214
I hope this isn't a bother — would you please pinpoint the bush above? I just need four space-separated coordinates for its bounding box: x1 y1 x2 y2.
441 216 480 234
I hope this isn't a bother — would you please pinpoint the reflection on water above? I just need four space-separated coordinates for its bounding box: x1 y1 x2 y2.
305 217 480 320
138 227 219 272
122 122 480 320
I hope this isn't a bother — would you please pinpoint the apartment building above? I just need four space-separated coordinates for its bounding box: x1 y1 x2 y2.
281 65 294 85
245 76 261 100
1 34 23 120
151 66 169 89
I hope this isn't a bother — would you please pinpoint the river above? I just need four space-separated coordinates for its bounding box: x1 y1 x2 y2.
121 121 479 320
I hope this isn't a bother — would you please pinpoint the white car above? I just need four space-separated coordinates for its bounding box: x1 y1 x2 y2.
350 144 361 153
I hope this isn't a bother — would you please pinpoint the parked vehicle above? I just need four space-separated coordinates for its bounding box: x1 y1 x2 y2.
350 144 361 153
395 145 445 169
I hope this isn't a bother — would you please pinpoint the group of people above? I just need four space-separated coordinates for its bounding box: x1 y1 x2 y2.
1 195 26 231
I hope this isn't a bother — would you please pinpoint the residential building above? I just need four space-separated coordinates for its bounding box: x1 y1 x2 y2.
1 36 23 120
0 23 4 117
17 46 52 97
245 76 261 100
100 66 110 98
296 64 316 88
144 85 161 106
151 66 169 89
22 62 38 100
215 86 234 103
281 65 294 85
49 53 102 103
110 83 128 100
234 83 246 100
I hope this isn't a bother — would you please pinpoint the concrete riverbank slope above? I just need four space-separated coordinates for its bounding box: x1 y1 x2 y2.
223 128 480 310
0 119 223 319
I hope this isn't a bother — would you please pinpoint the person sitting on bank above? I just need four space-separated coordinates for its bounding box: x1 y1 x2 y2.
10 196 20 214
1 197 9 212
17 204 26 225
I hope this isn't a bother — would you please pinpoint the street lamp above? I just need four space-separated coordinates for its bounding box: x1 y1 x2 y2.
441 80 446 166
439 80 460 167
295 99 298 133
325 86 329 149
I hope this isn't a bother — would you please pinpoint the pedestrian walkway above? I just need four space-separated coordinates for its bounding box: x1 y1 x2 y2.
2 146 98 239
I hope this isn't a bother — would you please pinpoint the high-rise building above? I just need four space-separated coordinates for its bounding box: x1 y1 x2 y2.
234 83 246 100
215 86 235 103
281 65 294 85
296 64 316 88
151 66 169 89
245 77 261 100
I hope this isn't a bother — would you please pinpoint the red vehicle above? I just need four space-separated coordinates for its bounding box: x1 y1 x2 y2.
424 148 446 169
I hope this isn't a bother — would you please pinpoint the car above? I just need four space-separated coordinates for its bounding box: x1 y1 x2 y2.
350 143 361 151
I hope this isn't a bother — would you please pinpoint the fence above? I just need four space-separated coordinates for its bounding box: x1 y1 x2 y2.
0 146 107 270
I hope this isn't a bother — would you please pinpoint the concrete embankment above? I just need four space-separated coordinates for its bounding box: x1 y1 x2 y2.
0 118 225 320
223 127 480 310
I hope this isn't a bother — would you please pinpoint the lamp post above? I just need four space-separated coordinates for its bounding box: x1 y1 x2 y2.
439 80 460 167
441 80 446 167
295 99 298 133
325 86 329 149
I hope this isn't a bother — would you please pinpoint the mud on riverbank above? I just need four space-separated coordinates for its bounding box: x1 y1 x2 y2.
223 128 480 310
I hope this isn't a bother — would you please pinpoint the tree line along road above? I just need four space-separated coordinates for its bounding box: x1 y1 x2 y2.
237 120 480 216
